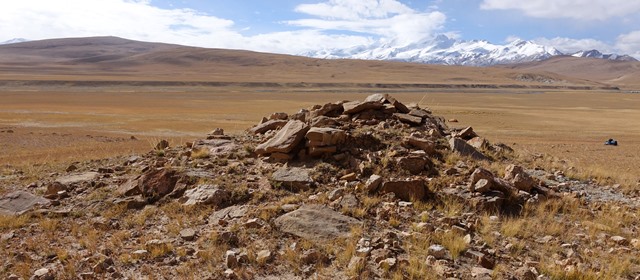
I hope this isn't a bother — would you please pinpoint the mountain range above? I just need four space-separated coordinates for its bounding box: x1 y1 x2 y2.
302 34 637 66
2 35 637 66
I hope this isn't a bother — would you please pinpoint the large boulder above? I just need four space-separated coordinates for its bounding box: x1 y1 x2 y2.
274 205 360 242
379 179 429 201
271 167 313 191
449 138 488 161
255 120 310 155
0 191 50 216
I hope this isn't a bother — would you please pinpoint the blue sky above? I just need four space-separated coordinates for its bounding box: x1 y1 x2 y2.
1 0 639 57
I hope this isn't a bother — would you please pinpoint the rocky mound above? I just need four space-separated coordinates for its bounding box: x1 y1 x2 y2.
1 94 639 279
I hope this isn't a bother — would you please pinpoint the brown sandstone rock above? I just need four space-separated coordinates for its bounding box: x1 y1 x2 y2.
255 120 309 155
343 100 383 115
449 137 488 161
249 119 288 134
305 127 346 147
392 113 422 125
140 168 179 202
379 179 429 201
181 185 230 206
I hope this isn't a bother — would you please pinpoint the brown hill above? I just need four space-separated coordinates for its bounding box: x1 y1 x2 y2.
0 36 610 89
502 56 640 89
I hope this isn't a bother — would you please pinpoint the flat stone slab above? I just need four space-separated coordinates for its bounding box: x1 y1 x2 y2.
274 205 360 242
256 120 310 155
249 120 288 134
55 172 100 185
271 167 313 191
0 191 50 215
192 139 239 156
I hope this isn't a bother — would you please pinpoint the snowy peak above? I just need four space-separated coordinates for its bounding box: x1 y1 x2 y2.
301 35 633 66
571 49 638 62
0 38 28 45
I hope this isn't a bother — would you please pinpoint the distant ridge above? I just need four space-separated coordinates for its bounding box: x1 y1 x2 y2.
0 36 637 89
301 34 637 66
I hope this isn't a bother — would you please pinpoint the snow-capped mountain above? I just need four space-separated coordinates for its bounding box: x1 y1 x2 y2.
0 38 28 45
302 35 635 66
570 50 637 62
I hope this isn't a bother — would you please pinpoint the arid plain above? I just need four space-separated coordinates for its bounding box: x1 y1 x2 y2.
2 37 640 279
0 38 638 187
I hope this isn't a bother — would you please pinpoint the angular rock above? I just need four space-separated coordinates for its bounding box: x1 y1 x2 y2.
504 164 536 192
256 250 272 264
274 205 360 242
249 119 288 134
271 167 313 191
405 136 437 155
455 126 478 140
118 177 142 197
310 116 340 128
397 156 430 175
269 112 288 120
139 168 179 202
180 228 197 241
474 179 492 193
255 120 310 155
449 137 488 161
393 113 422 126
305 127 346 147
384 95 410 113
0 191 50 216
467 137 488 150
465 250 495 269
192 139 240 157
611 236 629 245
32 268 53 280
343 100 383 115
210 205 251 223
181 185 230 207
365 174 383 193
379 179 429 201
408 108 430 119
428 244 449 259
310 102 344 118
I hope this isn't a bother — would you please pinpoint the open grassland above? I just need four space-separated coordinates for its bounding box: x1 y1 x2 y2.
1 86 639 189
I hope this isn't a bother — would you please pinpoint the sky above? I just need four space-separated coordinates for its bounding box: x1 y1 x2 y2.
1 0 639 58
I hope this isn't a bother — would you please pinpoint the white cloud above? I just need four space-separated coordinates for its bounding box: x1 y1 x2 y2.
480 0 640 21
0 0 373 54
533 37 614 54
288 0 446 44
616 31 640 58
